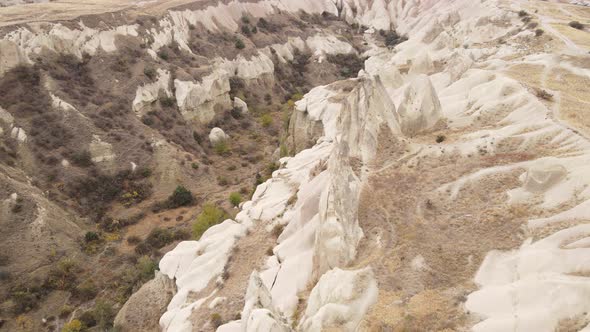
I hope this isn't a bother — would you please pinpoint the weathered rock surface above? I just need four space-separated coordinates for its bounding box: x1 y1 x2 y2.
114 271 177 332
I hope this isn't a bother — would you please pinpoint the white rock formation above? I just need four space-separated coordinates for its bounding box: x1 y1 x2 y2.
396 74 442 136
159 220 247 331
240 271 291 332
133 69 172 116
208 127 229 145
10 126 27 142
299 267 378 331
233 97 248 114
175 72 231 123
89 135 115 163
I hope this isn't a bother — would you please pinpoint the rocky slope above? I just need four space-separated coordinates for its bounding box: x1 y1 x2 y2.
148 0 590 331
2 0 590 331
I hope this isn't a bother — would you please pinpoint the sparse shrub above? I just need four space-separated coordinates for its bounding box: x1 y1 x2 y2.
137 256 157 280
211 313 223 328
214 140 230 155
61 319 84 332
143 67 156 80
518 10 528 18
535 29 544 37
94 300 115 329
70 150 93 167
126 235 141 245
59 305 74 318
217 176 229 186
78 310 96 328
235 39 245 49
10 285 42 314
569 21 584 30
191 162 199 169
436 135 446 143
383 30 406 47
229 192 242 207
326 53 365 78
193 204 229 239
158 50 169 60
145 228 175 248
260 114 273 127
46 258 80 290
160 96 176 108
84 231 100 243
74 280 98 301
536 88 553 101
167 185 195 208
271 224 284 238
241 16 250 24
241 25 251 36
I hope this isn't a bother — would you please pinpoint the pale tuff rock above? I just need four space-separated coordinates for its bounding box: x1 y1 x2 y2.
268 37 307 63
10 126 27 143
396 74 442 136
114 271 177 332
408 51 435 75
0 40 29 76
50 93 78 113
466 223 590 332
89 134 115 163
364 56 404 90
299 267 378 332
2 23 138 67
175 72 231 123
233 97 248 114
523 162 567 193
208 127 229 145
240 271 291 332
0 107 14 125
159 220 247 331
306 34 355 62
132 69 172 116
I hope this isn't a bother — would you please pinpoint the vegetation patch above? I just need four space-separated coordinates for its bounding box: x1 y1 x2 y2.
193 204 229 239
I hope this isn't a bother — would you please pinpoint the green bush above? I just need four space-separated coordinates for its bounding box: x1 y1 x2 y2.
84 231 100 243
235 39 245 49
145 228 174 248
136 255 157 281
157 50 169 60
214 140 230 155
229 192 242 207
211 313 223 328
168 186 194 208
193 204 229 239
46 258 80 290
74 280 98 301
160 97 176 108
62 319 84 332
71 150 93 167
144 67 156 79
94 300 115 329
260 114 273 127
